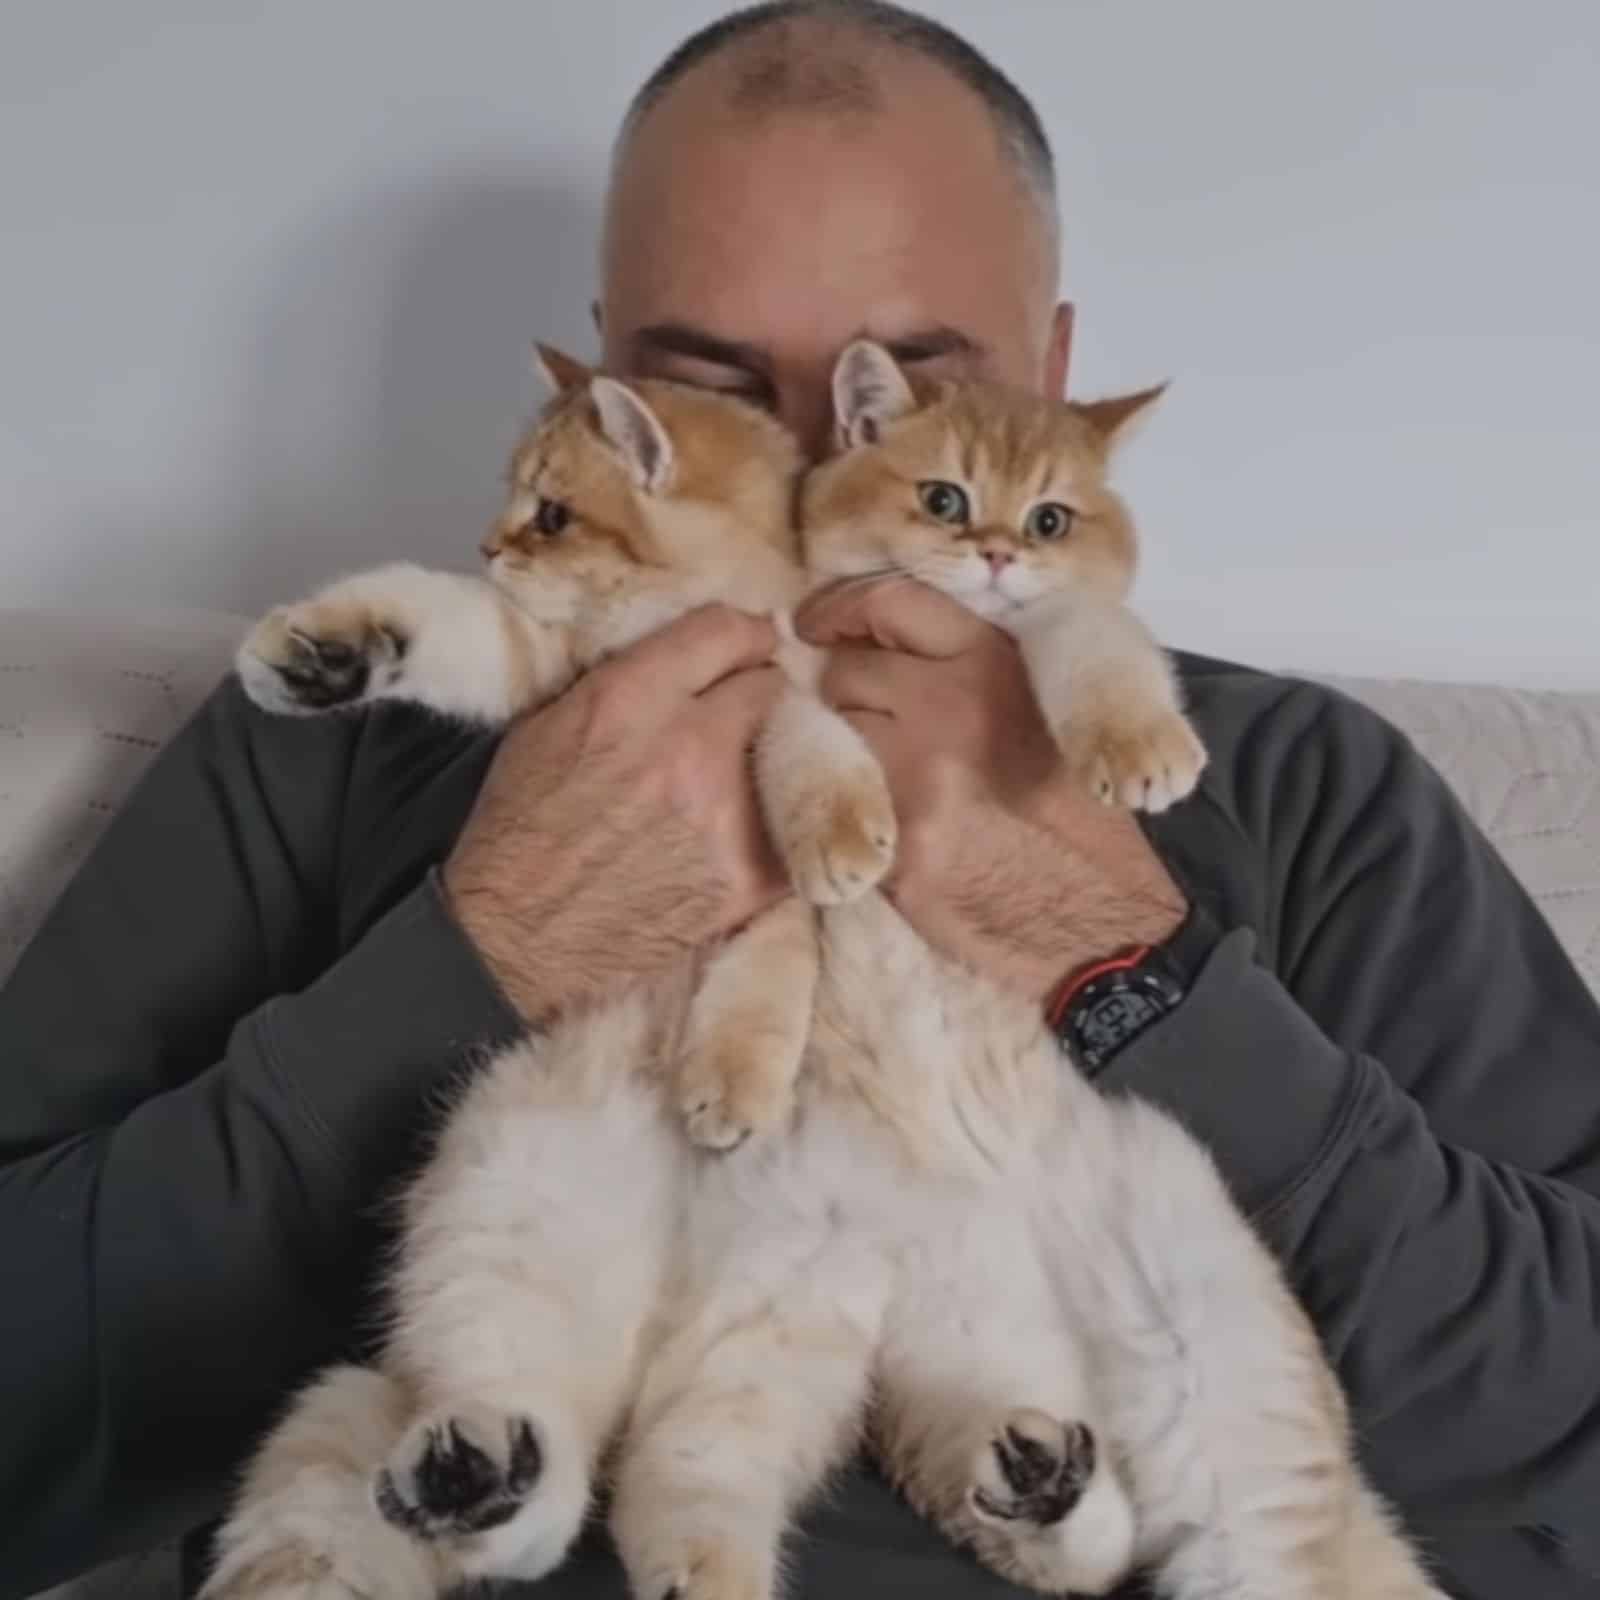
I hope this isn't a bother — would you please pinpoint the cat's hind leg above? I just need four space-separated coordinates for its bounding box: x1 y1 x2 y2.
377 1004 686 1586
874 1194 1136 1597
200 1365 446 1600
1044 1091 1443 1599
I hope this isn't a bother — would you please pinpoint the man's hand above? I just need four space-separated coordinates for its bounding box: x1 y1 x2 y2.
443 605 788 1022
797 581 1188 1002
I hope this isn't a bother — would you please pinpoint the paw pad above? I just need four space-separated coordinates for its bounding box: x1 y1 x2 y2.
373 1413 540 1539
973 1415 1097 1528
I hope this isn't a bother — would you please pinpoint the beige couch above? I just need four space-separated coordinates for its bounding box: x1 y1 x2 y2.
3 606 1599 1599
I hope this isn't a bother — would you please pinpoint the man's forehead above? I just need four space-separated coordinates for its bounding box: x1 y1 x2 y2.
606 121 1041 354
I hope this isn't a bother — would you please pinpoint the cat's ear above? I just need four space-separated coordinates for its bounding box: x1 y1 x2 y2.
832 340 917 450
1076 383 1169 454
591 377 674 493
532 342 593 395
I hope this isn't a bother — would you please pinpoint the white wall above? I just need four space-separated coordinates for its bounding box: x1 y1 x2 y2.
2 1 1596 688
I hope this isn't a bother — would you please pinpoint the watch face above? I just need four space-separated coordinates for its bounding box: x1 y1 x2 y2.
1066 968 1182 1071
1077 986 1167 1061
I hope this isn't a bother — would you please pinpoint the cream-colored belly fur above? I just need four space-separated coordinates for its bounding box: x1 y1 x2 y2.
204 885 1444 1600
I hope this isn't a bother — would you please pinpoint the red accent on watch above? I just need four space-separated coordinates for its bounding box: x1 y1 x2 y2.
1045 945 1154 1030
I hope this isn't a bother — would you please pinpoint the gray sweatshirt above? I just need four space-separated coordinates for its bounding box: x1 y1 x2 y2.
1 653 1597 1599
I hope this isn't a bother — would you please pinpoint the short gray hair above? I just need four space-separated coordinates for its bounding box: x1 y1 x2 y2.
617 1 1059 255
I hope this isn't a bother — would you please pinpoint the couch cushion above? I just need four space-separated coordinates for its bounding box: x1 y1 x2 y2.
1324 673 1600 998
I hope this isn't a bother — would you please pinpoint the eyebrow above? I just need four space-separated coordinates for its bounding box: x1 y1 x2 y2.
630 323 772 375
628 321 984 375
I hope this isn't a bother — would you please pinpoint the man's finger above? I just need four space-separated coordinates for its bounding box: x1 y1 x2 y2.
817 644 930 718
607 604 779 709
694 663 788 747
837 705 904 770
795 577 990 658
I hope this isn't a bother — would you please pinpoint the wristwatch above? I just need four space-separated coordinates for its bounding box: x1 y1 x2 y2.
1046 908 1214 1075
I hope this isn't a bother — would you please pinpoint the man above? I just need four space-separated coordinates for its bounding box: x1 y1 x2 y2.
2 4 1597 1597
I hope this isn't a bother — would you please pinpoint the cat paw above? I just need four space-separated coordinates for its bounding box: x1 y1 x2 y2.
200 1542 435 1600
202 1572 375 1600
634 1535 769 1600
781 779 897 906
971 1411 1097 1528
374 1409 541 1540
966 1412 1135 1596
1064 710 1207 814
678 1042 797 1151
237 603 407 715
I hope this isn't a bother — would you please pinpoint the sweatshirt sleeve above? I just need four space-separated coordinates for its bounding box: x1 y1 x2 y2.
0 679 520 1599
1100 679 1600 1578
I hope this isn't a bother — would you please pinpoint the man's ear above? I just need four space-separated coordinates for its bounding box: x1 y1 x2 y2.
832 339 918 450
1075 382 1169 453
1044 301 1075 397
591 376 674 493
532 342 593 394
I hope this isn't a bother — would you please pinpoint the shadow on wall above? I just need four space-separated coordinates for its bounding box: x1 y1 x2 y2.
231 166 601 611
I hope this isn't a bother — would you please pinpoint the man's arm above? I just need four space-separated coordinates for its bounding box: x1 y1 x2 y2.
0 605 788 1600
0 679 522 1598
800 581 1600 1585
1108 672 1600 1572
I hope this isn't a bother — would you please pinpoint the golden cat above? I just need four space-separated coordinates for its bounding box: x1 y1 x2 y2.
206 350 1442 1600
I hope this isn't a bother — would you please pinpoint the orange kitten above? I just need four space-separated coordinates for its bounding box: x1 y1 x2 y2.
240 346 805 722
805 343 1206 813
237 346 895 1156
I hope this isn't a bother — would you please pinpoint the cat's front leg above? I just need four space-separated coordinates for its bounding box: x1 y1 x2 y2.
760 643 897 904
237 561 575 724
1010 599 1206 814
677 897 818 1151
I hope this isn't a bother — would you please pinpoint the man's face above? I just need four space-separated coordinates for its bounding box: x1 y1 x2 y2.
599 56 1070 461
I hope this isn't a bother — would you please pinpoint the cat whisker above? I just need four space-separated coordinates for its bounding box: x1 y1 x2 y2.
822 567 937 609
819 565 905 599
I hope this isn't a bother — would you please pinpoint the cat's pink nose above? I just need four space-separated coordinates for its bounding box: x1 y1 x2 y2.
981 547 1016 571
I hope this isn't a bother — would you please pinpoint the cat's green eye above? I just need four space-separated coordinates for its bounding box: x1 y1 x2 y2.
918 481 971 526
1026 502 1074 541
534 497 571 537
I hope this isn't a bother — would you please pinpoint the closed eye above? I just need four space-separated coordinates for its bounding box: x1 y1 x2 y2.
639 364 776 411
627 326 776 409
704 381 777 410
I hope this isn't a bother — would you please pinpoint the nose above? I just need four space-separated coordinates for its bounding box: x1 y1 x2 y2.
781 391 838 465
771 357 851 464
980 545 1016 571
480 526 506 561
